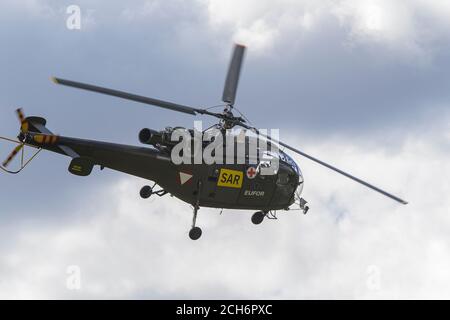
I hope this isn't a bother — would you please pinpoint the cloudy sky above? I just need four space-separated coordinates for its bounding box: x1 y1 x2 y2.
0 0 449 299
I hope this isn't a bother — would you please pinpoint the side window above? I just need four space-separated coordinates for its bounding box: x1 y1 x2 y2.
277 173 289 185
258 160 277 176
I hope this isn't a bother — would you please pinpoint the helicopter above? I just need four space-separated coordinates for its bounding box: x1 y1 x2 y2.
0 44 407 240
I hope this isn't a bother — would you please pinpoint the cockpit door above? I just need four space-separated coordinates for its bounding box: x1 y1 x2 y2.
202 164 243 205
238 154 277 208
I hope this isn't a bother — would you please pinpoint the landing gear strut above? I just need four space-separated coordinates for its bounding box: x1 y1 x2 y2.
300 198 309 214
189 205 202 240
140 182 168 199
189 181 202 240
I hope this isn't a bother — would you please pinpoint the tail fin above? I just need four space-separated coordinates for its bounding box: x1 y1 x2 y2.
25 116 54 135
24 116 79 158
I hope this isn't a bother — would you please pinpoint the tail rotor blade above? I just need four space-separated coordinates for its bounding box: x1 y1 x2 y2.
2 144 24 167
222 44 246 106
16 108 25 122
16 108 28 133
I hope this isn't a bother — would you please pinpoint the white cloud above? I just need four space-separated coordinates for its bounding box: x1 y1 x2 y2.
7 0 450 62
201 0 450 64
204 0 325 53
0 0 57 18
334 1 416 41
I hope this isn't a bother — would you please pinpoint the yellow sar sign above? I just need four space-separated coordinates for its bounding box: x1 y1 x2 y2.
217 168 243 189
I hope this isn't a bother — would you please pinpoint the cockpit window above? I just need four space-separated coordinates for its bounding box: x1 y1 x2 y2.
277 173 289 185
280 151 299 174
258 151 278 175
258 160 277 176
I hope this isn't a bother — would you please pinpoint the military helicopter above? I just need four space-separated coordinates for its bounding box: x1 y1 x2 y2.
0 44 407 240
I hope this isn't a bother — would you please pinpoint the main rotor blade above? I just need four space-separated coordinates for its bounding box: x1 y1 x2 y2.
52 77 199 115
285 142 407 204
249 127 407 205
222 44 246 106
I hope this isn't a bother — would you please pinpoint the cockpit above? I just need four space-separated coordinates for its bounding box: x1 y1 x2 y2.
200 126 303 189
280 151 300 175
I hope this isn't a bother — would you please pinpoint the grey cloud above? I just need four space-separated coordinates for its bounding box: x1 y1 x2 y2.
0 0 449 299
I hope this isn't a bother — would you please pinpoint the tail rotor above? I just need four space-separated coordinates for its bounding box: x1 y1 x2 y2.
1 108 29 168
16 108 29 134
1 108 41 173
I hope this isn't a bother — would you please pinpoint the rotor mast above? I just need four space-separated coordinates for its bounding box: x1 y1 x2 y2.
221 44 246 128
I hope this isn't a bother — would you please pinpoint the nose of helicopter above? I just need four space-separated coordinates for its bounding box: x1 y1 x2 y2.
296 166 304 195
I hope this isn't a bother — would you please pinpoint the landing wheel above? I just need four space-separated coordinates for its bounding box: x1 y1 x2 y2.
140 185 152 199
251 211 265 225
189 181 202 240
189 227 202 240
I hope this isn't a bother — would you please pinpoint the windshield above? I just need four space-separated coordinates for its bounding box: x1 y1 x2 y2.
279 151 300 175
